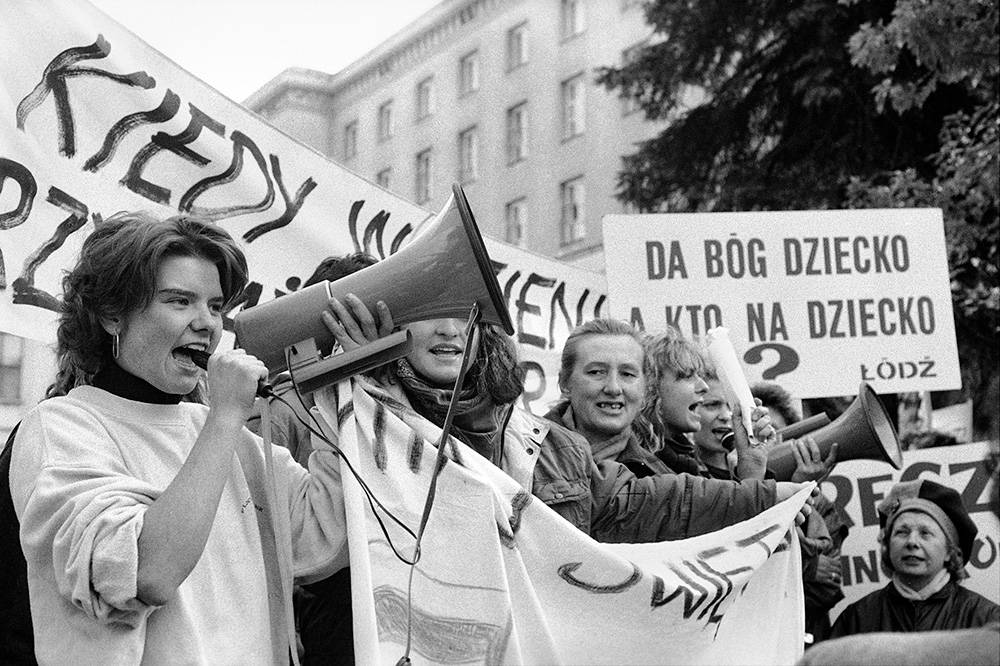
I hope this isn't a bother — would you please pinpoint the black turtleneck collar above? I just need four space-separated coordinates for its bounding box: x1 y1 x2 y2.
92 361 184 405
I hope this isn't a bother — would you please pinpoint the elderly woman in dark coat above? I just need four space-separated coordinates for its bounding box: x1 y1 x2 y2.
829 478 998 637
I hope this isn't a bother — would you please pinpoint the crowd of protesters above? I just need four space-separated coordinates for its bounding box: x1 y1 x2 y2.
1 213 997 664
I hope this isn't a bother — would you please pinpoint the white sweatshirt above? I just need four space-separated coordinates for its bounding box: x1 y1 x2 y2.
10 386 349 665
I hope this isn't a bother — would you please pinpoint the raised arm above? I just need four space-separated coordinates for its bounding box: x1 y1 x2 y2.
136 349 267 604
588 458 779 543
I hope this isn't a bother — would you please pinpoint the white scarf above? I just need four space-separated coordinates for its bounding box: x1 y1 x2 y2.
893 568 951 600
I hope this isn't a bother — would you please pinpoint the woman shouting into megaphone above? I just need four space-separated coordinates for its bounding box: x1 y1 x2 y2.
8 213 354 665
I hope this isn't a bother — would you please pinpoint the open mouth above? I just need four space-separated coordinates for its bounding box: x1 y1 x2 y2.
173 344 208 369
429 344 463 359
596 400 626 413
713 427 735 451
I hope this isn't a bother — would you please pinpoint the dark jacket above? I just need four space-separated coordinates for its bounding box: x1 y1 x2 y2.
830 581 1000 637
1 424 36 664
611 431 674 479
535 405 778 542
801 493 848 644
654 434 705 476
542 402 693 478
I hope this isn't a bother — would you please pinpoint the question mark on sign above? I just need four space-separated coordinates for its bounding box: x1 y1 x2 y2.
743 343 800 381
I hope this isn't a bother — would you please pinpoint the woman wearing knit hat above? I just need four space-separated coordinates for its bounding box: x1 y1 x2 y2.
827 478 998 637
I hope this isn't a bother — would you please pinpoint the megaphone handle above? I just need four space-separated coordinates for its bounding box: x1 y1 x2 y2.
288 331 413 394
776 413 832 441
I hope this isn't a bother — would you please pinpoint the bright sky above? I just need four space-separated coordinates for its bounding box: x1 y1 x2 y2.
89 0 444 102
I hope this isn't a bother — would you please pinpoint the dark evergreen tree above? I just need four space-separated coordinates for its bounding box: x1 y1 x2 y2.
598 0 998 438
596 0 976 212
843 0 998 438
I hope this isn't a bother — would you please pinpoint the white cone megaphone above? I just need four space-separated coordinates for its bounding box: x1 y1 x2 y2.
234 184 513 376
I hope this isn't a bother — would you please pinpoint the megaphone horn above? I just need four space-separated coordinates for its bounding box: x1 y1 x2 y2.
767 382 902 481
234 184 514 373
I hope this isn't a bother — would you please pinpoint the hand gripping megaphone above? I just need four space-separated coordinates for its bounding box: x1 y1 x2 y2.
767 382 903 480
233 184 514 389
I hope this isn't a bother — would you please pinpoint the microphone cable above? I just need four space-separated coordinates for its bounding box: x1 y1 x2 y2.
396 303 482 666
269 378 421 567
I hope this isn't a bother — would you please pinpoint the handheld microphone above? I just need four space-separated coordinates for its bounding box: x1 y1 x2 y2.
176 347 274 398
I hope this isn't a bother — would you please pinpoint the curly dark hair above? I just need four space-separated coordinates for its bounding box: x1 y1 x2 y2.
751 381 801 426
465 323 525 405
303 252 378 287
47 212 248 397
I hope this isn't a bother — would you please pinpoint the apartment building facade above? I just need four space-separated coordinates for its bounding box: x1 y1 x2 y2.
245 0 664 271
0 334 56 441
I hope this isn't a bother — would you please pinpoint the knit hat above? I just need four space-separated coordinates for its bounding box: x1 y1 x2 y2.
877 479 977 564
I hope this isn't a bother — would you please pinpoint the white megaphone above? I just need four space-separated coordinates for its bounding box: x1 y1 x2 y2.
233 184 513 391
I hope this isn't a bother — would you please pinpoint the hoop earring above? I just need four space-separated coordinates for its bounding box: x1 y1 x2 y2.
112 332 120 359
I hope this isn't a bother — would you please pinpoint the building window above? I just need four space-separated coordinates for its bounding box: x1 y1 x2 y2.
415 148 432 203
506 22 528 71
458 126 479 183
506 102 528 165
561 74 586 139
458 50 479 96
415 76 434 120
561 0 585 39
0 333 23 405
560 177 586 244
505 198 527 246
376 167 392 190
343 120 358 159
377 100 393 141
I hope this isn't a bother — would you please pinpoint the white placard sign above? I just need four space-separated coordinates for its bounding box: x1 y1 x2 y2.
488 242 608 412
602 210 960 398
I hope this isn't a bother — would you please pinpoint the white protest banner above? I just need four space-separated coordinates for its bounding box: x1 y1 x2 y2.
821 441 999 622
0 0 427 339
0 0 608 414
488 242 608 412
602 210 960 398
316 379 810 665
